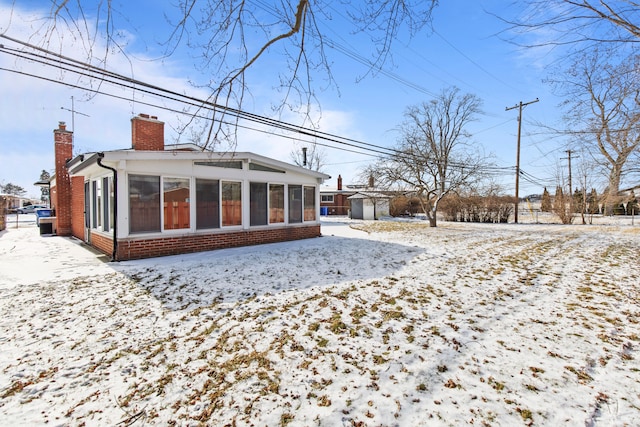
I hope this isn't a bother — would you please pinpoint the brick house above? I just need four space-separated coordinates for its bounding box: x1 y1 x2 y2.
49 114 330 260
319 175 356 216
320 175 396 219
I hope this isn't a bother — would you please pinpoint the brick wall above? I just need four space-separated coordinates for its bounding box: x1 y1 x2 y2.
131 114 164 151
54 122 73 236
91 232 114 257
321 193 351 215
71 176 85 239
102 224 321 260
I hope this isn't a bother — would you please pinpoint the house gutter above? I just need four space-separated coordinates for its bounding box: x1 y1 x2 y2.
96 153 118 261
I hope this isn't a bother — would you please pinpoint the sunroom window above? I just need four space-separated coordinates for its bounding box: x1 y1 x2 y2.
106 177 114 232
163 177 190 230
222 181 242 226
304 186 316 221
250 182 268 226
288 185 302 224
196 179 220 229
269 184 285 224
129 174 161 233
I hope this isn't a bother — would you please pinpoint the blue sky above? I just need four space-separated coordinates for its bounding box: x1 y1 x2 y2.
0 0 571 199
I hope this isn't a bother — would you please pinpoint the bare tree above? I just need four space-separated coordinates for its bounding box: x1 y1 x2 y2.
572 151 602 223
553 185 574 224
500 1 640 48
372 87 486 227
557 49 640 215
3 1 437 147
496 0 640 213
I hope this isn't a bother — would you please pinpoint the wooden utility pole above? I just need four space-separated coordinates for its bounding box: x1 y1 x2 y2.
565 150 573 210
564 150 573 197
583 172 588 224
506 98 539 224
561 149 579 215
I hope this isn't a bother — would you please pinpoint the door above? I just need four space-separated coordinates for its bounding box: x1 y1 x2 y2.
350 199 363 219
84 181 91 242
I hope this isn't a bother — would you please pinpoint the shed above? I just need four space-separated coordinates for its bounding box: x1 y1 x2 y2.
348 192 391 220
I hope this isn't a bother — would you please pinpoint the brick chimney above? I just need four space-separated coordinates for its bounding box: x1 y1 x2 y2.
337 174 342 191
131 113 164 151
54 121 73 236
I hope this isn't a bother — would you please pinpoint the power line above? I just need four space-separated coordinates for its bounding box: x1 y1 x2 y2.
253 0 440 97
0 33 520 181
519 169 555 188
433 30 522 94
0 34 402 157
1 63 383 161
1 64 515 178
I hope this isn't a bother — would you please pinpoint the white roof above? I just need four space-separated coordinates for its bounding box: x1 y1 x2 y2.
67 149 331 181
347 191 392 199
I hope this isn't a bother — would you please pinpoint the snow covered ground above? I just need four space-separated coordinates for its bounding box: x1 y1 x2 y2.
0 215 639 426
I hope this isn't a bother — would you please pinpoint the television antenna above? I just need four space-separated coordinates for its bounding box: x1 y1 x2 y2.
61 96 90 132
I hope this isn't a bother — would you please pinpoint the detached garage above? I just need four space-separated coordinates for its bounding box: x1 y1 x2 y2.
348 192 390 220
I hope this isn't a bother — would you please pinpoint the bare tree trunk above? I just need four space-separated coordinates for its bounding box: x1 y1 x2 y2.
604 164 623 215
424 201 439 227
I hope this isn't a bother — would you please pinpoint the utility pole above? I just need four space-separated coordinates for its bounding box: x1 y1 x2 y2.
561 149 579 217
565 150 573 208
583 172 588 224
506 98 539 224
60 96 90 132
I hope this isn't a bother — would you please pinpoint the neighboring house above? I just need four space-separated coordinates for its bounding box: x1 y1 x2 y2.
320 175 399 219
620 185 639 198
0 194 17 212
319 175 355 215
49 114 330 260
1 195 35 211
618 185 639 215
348 192 391 220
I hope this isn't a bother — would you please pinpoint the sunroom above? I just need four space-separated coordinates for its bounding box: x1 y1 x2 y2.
66 147 330 260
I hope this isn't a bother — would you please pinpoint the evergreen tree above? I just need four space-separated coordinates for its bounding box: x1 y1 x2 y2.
553 186 564 211
541 187 552 212
572 187 584 213
39 170 51 203
553 186 573 224
0 183 26 196
587 188 599 214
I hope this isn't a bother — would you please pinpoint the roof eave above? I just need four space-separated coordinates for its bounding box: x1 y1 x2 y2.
67 153 99 175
